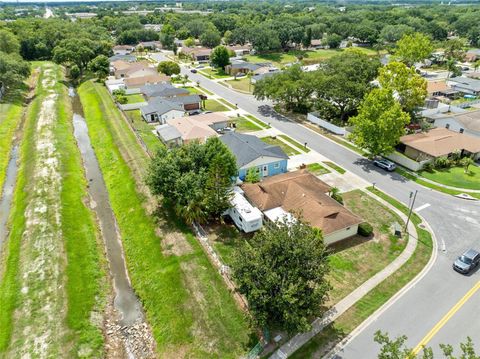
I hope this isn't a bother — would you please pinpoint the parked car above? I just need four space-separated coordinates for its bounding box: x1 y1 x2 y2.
373 158 396 172
453 249 480 274
190 69 197 73
216 127 235 134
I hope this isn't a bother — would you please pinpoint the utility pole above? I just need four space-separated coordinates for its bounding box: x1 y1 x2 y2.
404 190 418 232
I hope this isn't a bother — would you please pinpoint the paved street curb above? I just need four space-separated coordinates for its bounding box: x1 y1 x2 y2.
270 189 434 359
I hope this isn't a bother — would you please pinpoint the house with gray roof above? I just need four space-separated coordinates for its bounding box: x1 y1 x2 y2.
220 132 289 181
140 98 185 123
168 94 202 113
225 60 276 76
447 77 480 96
155 124 183 146
251 70 282 84
431 109 480 139
140 83 190 99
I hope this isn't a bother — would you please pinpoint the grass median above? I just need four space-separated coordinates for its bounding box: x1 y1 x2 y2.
78 80 252 357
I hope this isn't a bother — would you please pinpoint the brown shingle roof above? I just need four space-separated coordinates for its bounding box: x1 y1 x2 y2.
241 170 362 235
124 74 170 88
427 80 449 94
401 128 480 157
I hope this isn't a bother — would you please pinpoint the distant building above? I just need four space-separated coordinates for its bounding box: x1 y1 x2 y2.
112 45 136 56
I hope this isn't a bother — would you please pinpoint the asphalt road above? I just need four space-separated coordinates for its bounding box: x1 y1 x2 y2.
179 63 480 356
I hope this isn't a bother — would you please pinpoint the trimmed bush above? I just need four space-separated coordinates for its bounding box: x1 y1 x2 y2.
358 222 374 237
434 156 451 169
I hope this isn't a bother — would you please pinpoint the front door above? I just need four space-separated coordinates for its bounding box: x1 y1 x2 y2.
263 165 268 177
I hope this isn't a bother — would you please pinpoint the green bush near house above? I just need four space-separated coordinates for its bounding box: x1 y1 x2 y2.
358 222 374 237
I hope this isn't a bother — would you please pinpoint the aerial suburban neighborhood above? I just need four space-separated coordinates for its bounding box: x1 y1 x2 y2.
1 0 480 358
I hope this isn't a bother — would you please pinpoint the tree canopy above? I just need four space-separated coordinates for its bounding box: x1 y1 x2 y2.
232 219 330 333
146 138 237 224
349 88 410 157
210 46 231 69
157 61 181 76
395 32 433 67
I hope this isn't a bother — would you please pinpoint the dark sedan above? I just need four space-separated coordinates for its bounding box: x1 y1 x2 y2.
453 249 480 274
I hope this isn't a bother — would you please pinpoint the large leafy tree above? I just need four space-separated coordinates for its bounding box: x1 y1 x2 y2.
254 65 316 113
0 52 30 90
395 32 433 67
200 29 222 48
232 219 330 333
313 49 381 122
378 61 427 116
349 88 410 157
88 55 110 81
0 29 20 54
146 137 237 224
52 38 96 73
210 45 230 69
157 61 180 76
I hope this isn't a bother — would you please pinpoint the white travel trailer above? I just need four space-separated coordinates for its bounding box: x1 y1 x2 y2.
226 187 263 233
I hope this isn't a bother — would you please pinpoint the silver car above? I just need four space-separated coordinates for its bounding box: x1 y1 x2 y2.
453 249 480 274
373 158 396 172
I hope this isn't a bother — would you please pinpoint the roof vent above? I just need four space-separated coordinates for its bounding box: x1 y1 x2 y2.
460 128 464 134
445 124 450 129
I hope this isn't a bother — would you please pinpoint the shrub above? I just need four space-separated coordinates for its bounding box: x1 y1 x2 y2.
422 161 434 172
358 222 374 237
449 149 462 165
434 156 451 169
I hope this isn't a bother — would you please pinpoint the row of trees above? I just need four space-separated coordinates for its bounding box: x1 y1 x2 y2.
0 28 30 95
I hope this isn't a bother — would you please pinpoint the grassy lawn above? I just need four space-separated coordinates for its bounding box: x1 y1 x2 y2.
201 67 232 79
218 98 235 109
260 136 301 156
0 63 106 357
204 99 229 112
420 165 480 190
230 116 263 133
124 110 164 154
78 80 252 358
207 224 249 268
324 161 346 174
181 86 203 94
125 93 145 104
246 115 271 129
225 77 253 93
245 47 383 67
327 190 406 305
291 188 433 358
306 162 331 175
279 134 310 153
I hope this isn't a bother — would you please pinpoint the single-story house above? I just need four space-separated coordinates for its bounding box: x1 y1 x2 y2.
168 94 202 113
113 45 135 55
465 49 480 63
140 98 185 123
105 78 126 93
220 132 288 180
226 45 252 57
137 41 162 51
251 70 281 84
140 83 190 99
427 80 458 99
224 60 274 76
113 61 152 79
108 54 136 63
124 74 170 89
241 170 362 244
398 127 480 162
447 77 480 96
180 47 212 62
225 186 263 233
156 112 229 145
431 110 480 139
310 39 324 49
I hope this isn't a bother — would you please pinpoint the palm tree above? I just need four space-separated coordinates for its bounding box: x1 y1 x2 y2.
460 156 475 174
176 199 207 225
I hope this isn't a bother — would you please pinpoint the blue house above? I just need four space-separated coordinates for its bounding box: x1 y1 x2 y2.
220 132 289 180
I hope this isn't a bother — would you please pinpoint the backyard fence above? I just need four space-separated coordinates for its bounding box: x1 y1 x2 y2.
307 112 347 135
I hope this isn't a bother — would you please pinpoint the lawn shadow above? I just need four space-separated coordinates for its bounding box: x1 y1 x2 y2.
328 234 373 255
353 158 408 183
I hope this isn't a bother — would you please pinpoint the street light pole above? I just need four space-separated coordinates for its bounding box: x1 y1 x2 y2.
404 190 418 232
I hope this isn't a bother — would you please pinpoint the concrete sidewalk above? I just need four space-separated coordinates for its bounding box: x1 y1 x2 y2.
270 189 420 359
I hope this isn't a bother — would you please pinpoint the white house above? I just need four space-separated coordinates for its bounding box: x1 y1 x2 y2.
226 187 263 233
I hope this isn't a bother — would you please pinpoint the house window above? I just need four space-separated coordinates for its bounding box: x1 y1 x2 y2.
274 163 280 169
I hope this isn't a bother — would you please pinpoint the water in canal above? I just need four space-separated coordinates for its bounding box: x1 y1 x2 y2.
69 87 144 326
0 145 19 251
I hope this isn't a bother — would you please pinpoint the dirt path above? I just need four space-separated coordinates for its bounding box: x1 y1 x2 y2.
8 65 69 358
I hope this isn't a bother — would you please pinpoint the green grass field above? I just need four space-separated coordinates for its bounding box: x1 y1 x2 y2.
201 67 232 79
78 81 252 358
246 115 271 129
324 161 346 174
0 63 106 356
420 165 480 190
231 116 263 132
204 99 230 112
279 134 310 153
260 136 300 156
124 110 164 154
306 163 331 175
125 93 145 104
225 77 252 93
